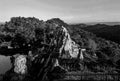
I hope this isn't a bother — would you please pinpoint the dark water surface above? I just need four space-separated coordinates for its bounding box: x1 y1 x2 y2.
0 55 12 74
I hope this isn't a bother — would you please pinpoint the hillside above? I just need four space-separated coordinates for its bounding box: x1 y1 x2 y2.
46 19 120 74
72 24 120 44
0 17 120 80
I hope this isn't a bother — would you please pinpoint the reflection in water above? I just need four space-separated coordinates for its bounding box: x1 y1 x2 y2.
0 55 12 74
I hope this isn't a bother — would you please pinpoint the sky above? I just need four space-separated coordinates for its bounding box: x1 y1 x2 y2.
0 0 120 23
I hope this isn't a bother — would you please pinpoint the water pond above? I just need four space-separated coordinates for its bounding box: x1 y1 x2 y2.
0 55 12 74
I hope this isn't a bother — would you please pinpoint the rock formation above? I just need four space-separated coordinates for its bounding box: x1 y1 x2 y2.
59 26 85 60
14 54 27 74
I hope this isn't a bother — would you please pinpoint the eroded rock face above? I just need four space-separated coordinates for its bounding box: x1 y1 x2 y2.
14 54 27 74
59 26 80 58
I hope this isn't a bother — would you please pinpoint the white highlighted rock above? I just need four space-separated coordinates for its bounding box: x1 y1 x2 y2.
54 59 59 67
14 55 27 74
59 26 80 58
79 49 86 60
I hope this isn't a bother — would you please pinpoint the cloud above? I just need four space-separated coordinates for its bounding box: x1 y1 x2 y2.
0 0 120 23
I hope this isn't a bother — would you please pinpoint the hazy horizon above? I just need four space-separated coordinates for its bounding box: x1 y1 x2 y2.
0 0 120 23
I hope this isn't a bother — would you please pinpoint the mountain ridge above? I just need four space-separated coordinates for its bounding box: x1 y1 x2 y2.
85 22 120 25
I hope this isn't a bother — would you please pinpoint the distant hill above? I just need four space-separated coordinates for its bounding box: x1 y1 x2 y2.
71 23 120 44
85 22 120 25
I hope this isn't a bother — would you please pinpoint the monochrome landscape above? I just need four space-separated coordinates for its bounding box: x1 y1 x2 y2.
0 0 120 81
